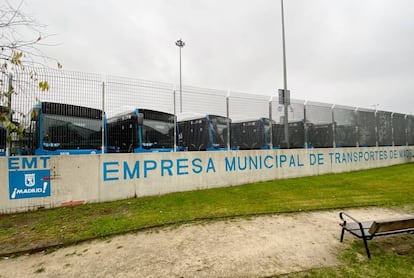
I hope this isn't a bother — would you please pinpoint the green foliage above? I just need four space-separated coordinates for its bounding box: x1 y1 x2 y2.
38 81 49 91
10 52 23 66
0 2 60 146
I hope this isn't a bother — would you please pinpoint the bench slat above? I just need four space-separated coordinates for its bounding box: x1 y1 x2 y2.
341 221 374 237
369 218 414 234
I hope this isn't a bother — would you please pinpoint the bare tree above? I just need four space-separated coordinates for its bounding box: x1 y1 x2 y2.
0 0 60 151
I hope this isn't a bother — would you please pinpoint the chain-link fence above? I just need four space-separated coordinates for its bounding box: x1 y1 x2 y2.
3 67 414 155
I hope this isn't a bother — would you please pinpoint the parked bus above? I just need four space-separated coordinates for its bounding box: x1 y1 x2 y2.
231 118 273 150
178 113 229 151
25 102 105 155
272 120 306 149
307 123 333 148
107 108 175 153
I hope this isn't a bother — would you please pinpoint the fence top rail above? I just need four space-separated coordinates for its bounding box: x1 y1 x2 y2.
356 107 376 113
229 91 272 101
333 104 357 111
13 67 102 81
376 110 393 115
231 116 270 123
392 112 407 117
270 98 306 105
177 112 229 122
305 100 334 108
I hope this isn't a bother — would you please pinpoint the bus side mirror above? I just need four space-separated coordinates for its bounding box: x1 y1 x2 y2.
137 113 144 125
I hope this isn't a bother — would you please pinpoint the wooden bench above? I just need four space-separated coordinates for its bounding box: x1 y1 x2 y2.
339 212 414 258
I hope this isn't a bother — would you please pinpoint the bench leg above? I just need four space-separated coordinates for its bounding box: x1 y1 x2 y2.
340 227 345 242
362 237 371 259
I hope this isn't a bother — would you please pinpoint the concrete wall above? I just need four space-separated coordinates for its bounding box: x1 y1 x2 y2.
1 146 413 214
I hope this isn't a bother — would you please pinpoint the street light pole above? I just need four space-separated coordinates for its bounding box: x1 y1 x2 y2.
176 39 185 113
281 0 290 148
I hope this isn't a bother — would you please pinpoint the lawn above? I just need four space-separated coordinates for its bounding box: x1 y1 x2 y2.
279 236 414 278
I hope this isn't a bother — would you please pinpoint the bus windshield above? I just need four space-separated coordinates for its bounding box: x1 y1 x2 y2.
107 109 175 152
141 117 174 149
41 114 102 150
210 116 228 148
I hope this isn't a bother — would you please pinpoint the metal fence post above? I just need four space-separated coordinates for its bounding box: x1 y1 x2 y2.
391 112 395 147
102 81 105 154
226 93 230 150
304 101 308 148
355 108 359 147
406 114 408 146
332 104 336 148
173 90 177 152
269 97 273 149
7 73 13 156
374 110 379 147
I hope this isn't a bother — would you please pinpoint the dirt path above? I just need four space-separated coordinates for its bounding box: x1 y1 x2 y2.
0 207 411 278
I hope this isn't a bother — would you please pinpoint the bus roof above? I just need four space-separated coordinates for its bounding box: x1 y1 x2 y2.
107 107 175 122
35 102 103 119
231 117 270 124
177 112 228 122
106 106 173 119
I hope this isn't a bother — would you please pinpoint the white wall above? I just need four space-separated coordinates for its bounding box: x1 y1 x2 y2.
1 146 413 214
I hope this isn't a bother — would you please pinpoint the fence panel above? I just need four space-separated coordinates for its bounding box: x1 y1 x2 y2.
228 92 270 150
12 68 103 124
105 75 174 116
376 110 393 146
2 67 413 153
305 101 333 148
333 105 357 147
271 99 305 148
9 68 104 155
356 108 377 147
228 91 270 119
408 115 414 146
180 85 227 116
270 98 305 124
0 72 9 155
0 72 9 107
392 113 407 146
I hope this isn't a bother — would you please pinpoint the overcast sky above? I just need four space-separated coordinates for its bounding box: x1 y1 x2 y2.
16 0 414 114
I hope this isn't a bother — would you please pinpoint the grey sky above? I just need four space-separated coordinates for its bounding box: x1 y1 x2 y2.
18 0 414 114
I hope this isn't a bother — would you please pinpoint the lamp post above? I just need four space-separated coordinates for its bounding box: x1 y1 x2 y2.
280 0 289 149
176 39 185 113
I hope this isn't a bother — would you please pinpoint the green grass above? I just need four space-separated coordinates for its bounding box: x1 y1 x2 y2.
0 162 413 257
279 234 414 277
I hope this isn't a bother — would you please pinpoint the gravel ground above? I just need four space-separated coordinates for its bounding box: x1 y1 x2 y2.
0 207 411 278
